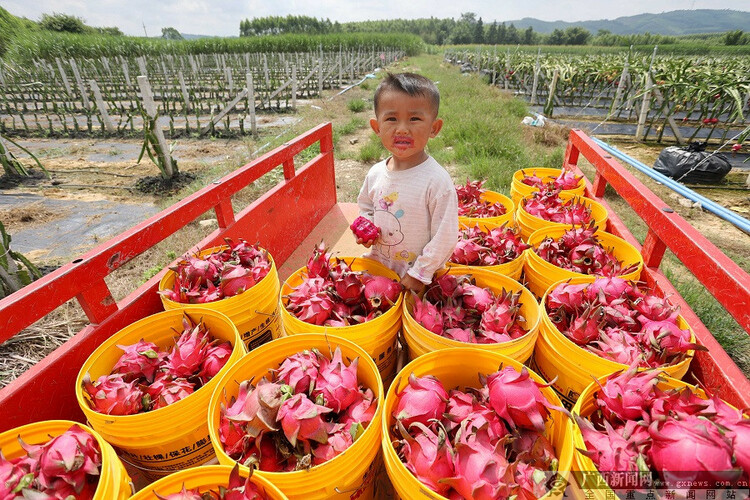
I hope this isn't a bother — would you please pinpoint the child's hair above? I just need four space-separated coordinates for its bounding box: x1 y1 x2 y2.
373 72 440 117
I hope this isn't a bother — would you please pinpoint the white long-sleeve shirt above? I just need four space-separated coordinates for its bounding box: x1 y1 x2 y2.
357 156 459 284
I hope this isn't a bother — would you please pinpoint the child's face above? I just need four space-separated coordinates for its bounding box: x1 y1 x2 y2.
370 90 443 170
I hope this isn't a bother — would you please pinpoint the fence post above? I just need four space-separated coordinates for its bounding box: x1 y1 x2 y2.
263 54 269 87
0 65 4 88
317 60 323 96
611 62 629 116
544 69 559 117
226 67 233 95
137 75 174 177
635 73 653 141
291 65 297 111
122 60 131 87
178 70 191 112
504 48 510 91
69 59 91 110
491 45 497 86
246 72 256 136
89 79 115 133
137 57 147 77
530 50 541 105
55 58 72 95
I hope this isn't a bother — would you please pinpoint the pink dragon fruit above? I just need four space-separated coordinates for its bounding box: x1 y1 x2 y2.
276 393 332 447
479 290 523 335
222 463 267 500
220 264 258 297
36 425 101 493
350 216 380 243
440 427 514 500
0 456 27 498
485 366 561 433
197 341 233 384
362 275 402 311
312 424 355 465
595 367 661 422
514 462 550 499
311 347 360 412
111 339 166 383
394 373 449 428
225 378 285 439
411 293 444 335
82 373 144 416
462 284 495 313
577 416 650 474
648 415 742 485
155 484 204 500
147 375 195 410
397 422 455 495
306 241 330 279
564 305 604 345
641 319 703 356
275 349 321 395
444 327 477 343
243 434 285 473
586 277 630 305
546 282 589 313
443 391 478 432
589 328 645 366
164 317 210 378
451 239 487 265
295 292 334 325
340 388 377 427
632 294 680 324
333 272 365 306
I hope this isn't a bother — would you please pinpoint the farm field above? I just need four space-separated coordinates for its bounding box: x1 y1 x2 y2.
1 51 749 387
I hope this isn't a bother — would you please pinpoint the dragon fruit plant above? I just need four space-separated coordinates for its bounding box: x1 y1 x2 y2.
522 186 593 226
456 179 507 218
153 464 268 499
159 238 271 304
450 223 530 267
410 273 528 344
283 242 402 327
545 276 705 368
392 368 566 498
82 315 232 416
521 169 582 191
217 347 377 472
577 367 748 489
534 225 638 277
0 424 103 499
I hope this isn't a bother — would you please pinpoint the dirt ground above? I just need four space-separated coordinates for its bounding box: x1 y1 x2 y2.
1 66 748 387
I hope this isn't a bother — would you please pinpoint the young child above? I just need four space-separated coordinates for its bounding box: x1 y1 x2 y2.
354 72 458 294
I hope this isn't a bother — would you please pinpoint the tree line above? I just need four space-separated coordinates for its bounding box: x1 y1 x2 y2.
239 13 748 47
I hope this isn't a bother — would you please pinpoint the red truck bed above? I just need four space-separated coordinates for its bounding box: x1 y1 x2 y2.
0 123 748 434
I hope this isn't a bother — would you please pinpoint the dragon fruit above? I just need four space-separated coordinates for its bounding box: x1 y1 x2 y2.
363 274 403 311
350 216 380 243
155 484 204 500
397 422 455 495
226 378 285 439
277 393 332 447
523 187 593 225
276 350 321 395
340 388 377 427
198 341 233 384
462 284 496 313
306 241 331 279
82 373 145 416
394 373 449 428
456 179 508 218
147 375 195 411
595 366 662 422
312 424 355 465
311 347 360 412
111 339 165 383
164 315 210 378
451 224 529 267
411 293 444 335
486 366 563 433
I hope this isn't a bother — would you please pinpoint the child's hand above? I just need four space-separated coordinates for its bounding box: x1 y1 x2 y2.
355 236 375 248
400 274 426 295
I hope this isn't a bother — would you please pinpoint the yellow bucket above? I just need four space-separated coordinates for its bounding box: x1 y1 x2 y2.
458 190 515 228
447 219 526 281
128 465 287 499
76 308 244 482
531 276 696 410
516 192 608 240
570 372 709 499
208 333 384 500
523 226 643 298
381 347 575 499
402 267 540 364
280 257 402 384
0 420 133 499
160 245 281 351
510 167 586 206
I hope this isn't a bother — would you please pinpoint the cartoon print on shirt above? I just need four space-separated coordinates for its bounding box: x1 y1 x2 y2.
373 191 404 259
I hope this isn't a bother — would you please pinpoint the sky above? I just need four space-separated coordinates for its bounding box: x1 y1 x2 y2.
3 0 748 37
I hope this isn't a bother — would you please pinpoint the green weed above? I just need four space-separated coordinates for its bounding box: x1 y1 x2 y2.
347 98 367 113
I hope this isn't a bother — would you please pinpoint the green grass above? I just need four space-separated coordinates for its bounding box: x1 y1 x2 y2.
333 117 367 148
347 98 367 113
358 133 387 163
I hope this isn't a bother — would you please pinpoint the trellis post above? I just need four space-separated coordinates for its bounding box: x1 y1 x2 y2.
89 79 115 133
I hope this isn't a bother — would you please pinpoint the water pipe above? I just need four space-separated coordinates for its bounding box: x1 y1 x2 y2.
591 137 750 235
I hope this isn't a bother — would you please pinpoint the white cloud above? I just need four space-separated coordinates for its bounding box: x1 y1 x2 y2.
2 0 746 36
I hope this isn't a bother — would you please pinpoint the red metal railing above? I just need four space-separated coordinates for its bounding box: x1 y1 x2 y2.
563 129 750 408
0 122 335 431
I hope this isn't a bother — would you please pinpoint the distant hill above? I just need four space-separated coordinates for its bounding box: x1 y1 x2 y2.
507 9 750 35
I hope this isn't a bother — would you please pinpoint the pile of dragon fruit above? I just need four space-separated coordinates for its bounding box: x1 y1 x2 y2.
520 169 582 191
392 368 564 499
0 424 102 499
218 347 377 471
546 277 702 367
577 367 748 488
535 225 637 277
411 273 528 344
456 179 507 218
160 238 271 304
82 315 232 415
522 186 593 225
283 242 402 326
153 464 267 500
450 224 530 267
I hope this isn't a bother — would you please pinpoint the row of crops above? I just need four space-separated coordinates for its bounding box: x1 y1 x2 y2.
0 47 402 138
446 47 750 144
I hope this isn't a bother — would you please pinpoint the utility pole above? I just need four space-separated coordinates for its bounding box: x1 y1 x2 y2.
142 21 148 37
